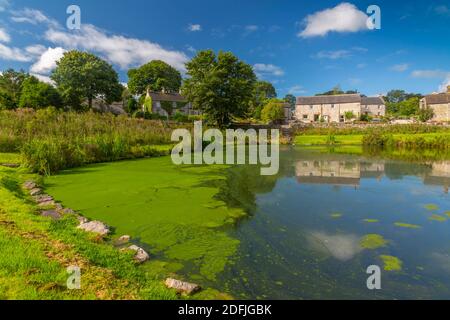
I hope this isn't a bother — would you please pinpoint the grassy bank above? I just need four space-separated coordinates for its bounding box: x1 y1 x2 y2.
0 109 181 174
0 165 183 299
294 125 450 150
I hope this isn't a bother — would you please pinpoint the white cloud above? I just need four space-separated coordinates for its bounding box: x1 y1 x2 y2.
253 63 285 78
288 85 307 95
411 69 449 78
356 63 367 69
30 47 66 74
438 75 450 92
188 24 202 32
11 8 59 28
25 44 47 56
433 5 450 16
315 50 351 59
411 69 450 93
45 24 189 71
0 28 10 43
30 73 54 85
0 43 31 62
298 2 371 38
0 0 10 12
243 25 259 36
390 63 409 72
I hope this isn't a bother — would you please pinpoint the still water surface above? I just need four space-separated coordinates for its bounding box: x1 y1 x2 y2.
47 147 450 299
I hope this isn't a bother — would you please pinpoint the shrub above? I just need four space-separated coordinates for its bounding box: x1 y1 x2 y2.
261 101 285 124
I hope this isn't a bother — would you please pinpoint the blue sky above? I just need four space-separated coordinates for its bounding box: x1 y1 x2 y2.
0 0 449 97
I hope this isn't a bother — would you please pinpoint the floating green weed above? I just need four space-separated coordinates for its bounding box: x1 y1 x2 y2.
429 214 447 222
360 234 388 249
380 255 402 271
394 222 421 229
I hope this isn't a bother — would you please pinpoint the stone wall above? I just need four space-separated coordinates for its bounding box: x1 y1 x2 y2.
430 103 450 122
295 102 361 123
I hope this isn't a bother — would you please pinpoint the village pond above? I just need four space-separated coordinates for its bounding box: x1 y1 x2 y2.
45 147 450 299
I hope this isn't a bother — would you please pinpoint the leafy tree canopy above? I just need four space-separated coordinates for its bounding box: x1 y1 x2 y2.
182 50 256 127
127 60 182 95
0 69 27 110
316 85 359 96
284 94 296 108
51 50 122 109
261 99 285 124
19 76 62 109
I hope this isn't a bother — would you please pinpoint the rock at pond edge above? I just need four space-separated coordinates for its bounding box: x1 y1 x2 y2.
165 278 201 295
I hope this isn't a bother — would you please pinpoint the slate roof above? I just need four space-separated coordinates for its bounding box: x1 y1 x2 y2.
148 92 187 102
424 93 450 105
296 94 361 105
361 97 385 105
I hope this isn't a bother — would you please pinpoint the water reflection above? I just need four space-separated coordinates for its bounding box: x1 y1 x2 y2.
219 147 450 299
295 156 450 193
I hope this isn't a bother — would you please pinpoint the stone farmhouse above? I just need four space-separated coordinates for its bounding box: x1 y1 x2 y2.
420 86 450 122
146 90 201 117
295 94 385 123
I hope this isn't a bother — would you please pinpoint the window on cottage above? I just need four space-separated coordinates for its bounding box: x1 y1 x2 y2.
310 105 313 109
331 104 334 108
303 115 308 119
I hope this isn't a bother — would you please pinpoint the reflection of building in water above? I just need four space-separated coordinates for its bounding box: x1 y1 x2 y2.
296 160 385 187
423 161 450 193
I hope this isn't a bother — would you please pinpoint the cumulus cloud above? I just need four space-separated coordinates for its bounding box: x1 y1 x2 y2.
30 47 66 74
412 69 450 93
45 24 189 71
30 73 54 85
288 85 307 95
0 0 9 12
390 64 409 72
411 69 449 78
298 2 371 38
253 63 284 78
438 75 450 92
243 25 259 36
188 24 202 32
25 44 47 56
315 50 352 59
11 8 59 28
0 28 10 43
0 43 31 62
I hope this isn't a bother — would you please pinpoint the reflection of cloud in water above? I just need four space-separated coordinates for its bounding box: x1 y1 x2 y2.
308 231 363 261
430 252 450 274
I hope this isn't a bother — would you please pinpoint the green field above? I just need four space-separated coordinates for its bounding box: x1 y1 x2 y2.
294 133 450 147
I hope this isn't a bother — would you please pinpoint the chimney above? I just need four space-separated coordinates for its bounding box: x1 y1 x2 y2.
447 85 450 93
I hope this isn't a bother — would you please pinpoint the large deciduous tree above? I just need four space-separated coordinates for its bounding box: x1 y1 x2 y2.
182 50 256 127
19 76 62 109
51 51 122 109
127 60 182 95
0 69 27 110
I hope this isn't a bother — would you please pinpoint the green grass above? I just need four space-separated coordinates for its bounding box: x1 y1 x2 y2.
294 135 364 146
0 166 181 299
294 133 450 149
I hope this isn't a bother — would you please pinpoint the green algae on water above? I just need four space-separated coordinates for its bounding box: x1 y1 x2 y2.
394 222 421 229
363 219 379 223
330 212 342 219
380 255 402 271
424 204 439 211
45 157 246 282
429 214 447 222
360 234 388 249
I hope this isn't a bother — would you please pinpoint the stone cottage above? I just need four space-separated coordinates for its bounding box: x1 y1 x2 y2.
295 94 385 123
420 86 450 122
145 90 200 117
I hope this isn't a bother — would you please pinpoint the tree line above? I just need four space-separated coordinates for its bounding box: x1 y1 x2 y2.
0 50 296 128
